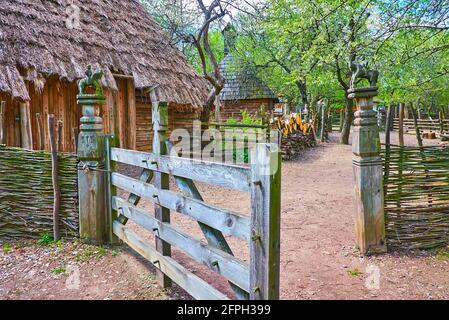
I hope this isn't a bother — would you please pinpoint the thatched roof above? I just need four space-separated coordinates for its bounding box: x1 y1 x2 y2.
219 53 278 102
0 0 208 108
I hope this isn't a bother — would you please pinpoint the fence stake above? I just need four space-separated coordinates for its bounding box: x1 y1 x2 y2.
0 101 6 145
48 114 60 241
250 143 281 300
349 83 386 255
152 101 172 288
57 120 64 152
36 113 44 150
77 66 107 244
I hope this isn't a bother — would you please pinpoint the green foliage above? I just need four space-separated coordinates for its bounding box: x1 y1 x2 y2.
347 269 363 276
51 266 66 275
37 233 53 246
2 243 10 254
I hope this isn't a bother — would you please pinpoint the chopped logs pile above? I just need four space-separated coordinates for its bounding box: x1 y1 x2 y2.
275 113 317 160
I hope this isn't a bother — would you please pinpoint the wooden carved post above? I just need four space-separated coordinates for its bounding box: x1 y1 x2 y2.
0 101 5 145
348 62 386 255
77 66 107 243
20 101 33 150
250 143 281 300
152 101 172 288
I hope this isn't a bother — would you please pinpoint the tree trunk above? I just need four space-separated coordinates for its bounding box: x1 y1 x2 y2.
398 103 405 146
340 96 353 145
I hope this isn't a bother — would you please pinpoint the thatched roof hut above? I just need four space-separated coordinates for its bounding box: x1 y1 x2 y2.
0 0 207 151
218 25 278 121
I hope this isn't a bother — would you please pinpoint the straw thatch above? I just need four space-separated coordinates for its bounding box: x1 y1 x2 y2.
219 53 278 102
0 0 208 108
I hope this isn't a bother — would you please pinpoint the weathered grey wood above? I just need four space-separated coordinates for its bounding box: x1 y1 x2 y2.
152 101 171 288
0 101 5 145
19 101 33 150
111 172 250 241
117 169 154 225
349 87 386 255
57 120 63 152
113 197 250 291
399 103 405 146
110 148 251 192
167 140 250 300
48 114 60 241
250 143 281 300
35 113 44 150
77 67 107 244
113 222 229 300
105 135 119 243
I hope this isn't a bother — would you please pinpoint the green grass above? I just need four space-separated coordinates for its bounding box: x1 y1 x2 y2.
436 249 449 261
37 233 53 246
2 243 10 254
51 266 66 274
347 269 363 276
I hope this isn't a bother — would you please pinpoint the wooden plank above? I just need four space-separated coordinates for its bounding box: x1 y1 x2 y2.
19 101 33 149
250 143 281 300
111 173 250 241
127 80 136 150
113 222 229 300
110 148 252 192
0 101 5 145
113 197 250 292
152 101 171 288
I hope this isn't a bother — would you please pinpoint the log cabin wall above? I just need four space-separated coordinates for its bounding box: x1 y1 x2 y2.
220 98 275 122
135 99 198 152
1 77 198 153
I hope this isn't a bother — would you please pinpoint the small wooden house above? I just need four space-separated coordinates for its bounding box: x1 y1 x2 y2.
0 0 207 152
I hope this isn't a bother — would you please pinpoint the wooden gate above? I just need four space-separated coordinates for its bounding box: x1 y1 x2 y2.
103 102 281 300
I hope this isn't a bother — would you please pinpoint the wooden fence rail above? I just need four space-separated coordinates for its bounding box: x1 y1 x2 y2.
103 102 281 300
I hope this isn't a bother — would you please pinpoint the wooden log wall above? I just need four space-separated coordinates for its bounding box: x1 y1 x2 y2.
1 78 199 153
220 99 274 122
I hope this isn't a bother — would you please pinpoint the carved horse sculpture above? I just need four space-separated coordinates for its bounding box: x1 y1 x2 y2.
349 61 379 89
78 65 104 95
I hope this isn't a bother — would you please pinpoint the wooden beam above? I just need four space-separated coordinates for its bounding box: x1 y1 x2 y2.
152 101 171 288
399 103 405 146
19 101 33 150
113 197 250 292
48 115 60 241
0 101 5 145
110 148 252 192
250 143 281 300
127 80 136 150
35 113 44 150
113 222 229 300
111 173 250 241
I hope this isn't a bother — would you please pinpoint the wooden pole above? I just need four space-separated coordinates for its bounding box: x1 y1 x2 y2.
410 104 423 147
77 66 107 243
57 120 64 152
349 85 386 255
0 101 5 145
398 102 405 146
72 127 79 154
19 101 33 150
250 143 281 299
36 113 44 150
439 109 444 135
152 101 172 288
48 114 60 241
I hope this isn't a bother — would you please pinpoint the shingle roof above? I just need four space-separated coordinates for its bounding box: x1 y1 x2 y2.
219 53 278 102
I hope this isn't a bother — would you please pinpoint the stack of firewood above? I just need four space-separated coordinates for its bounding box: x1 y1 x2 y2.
274 113 317 160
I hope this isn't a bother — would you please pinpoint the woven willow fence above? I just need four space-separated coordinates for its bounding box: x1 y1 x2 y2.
0 146 78 239
382 145 449 250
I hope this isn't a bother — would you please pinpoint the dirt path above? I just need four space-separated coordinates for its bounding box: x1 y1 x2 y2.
1 132 448 300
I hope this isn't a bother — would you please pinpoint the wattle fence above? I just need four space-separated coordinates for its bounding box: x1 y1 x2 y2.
382 144 449 250
0 146 78 239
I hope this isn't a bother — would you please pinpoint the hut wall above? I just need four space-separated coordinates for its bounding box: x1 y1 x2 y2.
220 98 275 122
135 100 198 152
2 77 198 153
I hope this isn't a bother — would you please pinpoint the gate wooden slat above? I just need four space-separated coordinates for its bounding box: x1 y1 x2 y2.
111 172 250 241
113 221 229 300
113 197 250 292
110 147 251 192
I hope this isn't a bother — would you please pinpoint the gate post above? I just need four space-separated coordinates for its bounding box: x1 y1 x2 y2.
348 68 386 255
250 143 281 300
77 66 108 244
